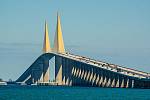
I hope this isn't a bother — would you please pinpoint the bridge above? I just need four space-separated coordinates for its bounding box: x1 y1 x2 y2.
16 14 150 88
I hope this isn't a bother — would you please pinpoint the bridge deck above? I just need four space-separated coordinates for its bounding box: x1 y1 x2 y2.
55 52 150 80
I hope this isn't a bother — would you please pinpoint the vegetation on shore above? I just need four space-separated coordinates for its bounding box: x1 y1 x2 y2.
0 78 3 82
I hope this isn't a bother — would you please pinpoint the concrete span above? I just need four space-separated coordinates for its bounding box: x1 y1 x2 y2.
16 53 150 88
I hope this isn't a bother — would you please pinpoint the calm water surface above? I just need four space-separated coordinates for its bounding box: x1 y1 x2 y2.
0 85 150 100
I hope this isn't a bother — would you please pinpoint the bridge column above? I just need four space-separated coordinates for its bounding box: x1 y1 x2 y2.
95 67 100 87
106 71 111 87
89 67 94 86
78 63 82 86
111 75 115 87
80 64 85 86
92 67 97 86
126 78 129 88
70 63 75 86
102 70 107 87
96 69 100 87
120 76 125 88
55 56 63 85
83 66 88 86
62 57 66 85
128 78 133 88
71 61 78 86
86 66 91 86
31 68 43 84
95 74 100 86
43 59 50 82
68 59 73 86
115 75 120 88
31 59 44 84
73 66 77 86
65 58 70 85
98 69 103 87
62 58 70 85
131 79 135 88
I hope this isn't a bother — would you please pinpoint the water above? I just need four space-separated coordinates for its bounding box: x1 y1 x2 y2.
0 86 150 100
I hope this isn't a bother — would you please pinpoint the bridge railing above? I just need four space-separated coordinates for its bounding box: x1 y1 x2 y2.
59 52 150 79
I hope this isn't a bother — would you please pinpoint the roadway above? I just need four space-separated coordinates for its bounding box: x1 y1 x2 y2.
54 52 150 80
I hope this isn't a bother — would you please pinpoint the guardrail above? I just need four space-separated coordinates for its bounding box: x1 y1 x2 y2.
58 52 150 79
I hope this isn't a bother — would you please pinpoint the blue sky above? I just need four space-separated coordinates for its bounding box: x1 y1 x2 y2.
0 0 150 80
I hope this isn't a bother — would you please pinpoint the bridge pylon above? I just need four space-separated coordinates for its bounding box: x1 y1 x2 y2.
53 13 65 85
53 13 65 53
42 21 51 82
43 21 51 53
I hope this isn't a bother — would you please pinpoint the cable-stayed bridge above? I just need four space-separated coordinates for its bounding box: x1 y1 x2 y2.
16 14 150 88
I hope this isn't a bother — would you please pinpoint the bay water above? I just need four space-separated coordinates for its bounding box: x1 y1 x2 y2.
0 85 150 100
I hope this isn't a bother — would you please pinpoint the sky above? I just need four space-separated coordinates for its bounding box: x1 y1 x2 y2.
0 0 150 81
